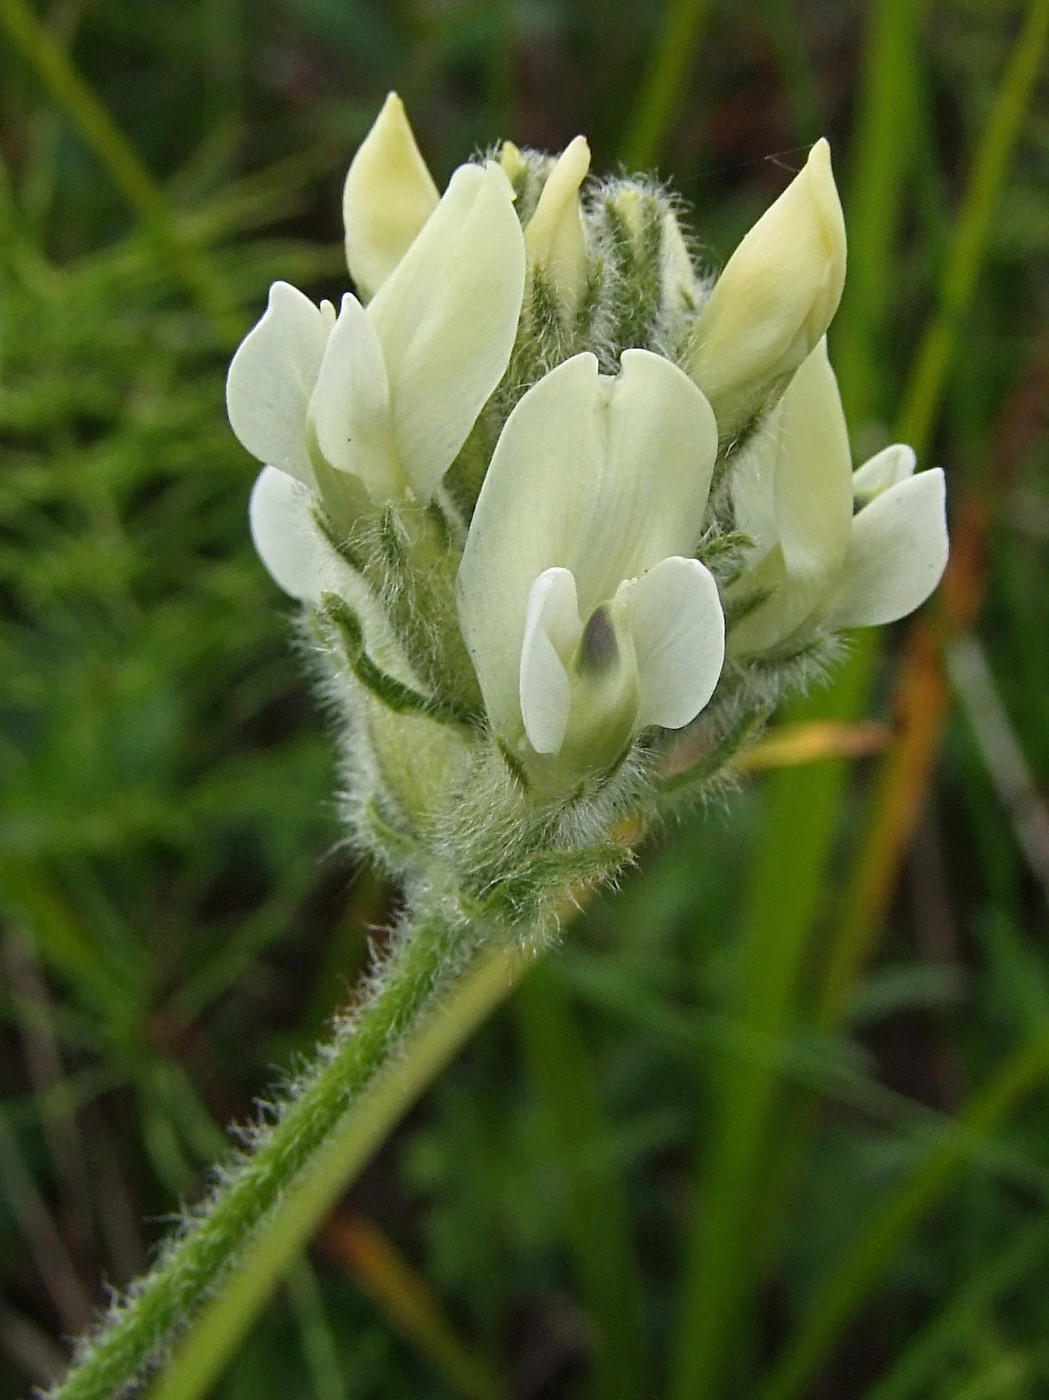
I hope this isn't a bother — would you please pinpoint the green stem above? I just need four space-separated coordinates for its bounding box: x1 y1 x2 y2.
49 909 527 1400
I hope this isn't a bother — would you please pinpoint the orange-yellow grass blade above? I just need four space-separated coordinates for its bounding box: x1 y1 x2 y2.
739 721 891 773
318 1212 503 1400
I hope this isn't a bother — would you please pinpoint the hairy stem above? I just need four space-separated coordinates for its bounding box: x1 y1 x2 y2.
50 905 526 1400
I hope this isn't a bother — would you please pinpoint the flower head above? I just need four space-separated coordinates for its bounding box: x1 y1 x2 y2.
457 350 724 780
227 97 947 837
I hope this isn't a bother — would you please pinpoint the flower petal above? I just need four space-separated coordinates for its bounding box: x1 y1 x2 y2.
249 465 329 602
620 556 725 730
823 468 948 628
458 354 602 742
689 139 846 438
725 544 828 657
367 161 526 501
310 293 403 502
852 442 917 497
457 351 717 743
772 338 853 580
725 339 853 656
662 208 701 313
730 426 780 562
342 93 439 302
226 282 334 489
519 568 582 754
572 349 719 607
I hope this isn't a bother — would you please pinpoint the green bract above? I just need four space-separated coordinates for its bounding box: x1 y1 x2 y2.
226 93 949 903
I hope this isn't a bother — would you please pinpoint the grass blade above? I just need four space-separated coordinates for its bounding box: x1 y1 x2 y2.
758 1033 1049 1400
286 1258 345 1400
668 653 873 1400
620 0 713 169
821 0 1049 1024
513 960 647 1400
319 1213 503 1400
0 0 241 339
897 0 1049 452
860 1217 1049 1400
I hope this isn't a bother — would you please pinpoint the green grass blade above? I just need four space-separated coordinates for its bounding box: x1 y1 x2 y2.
668 654 872 1400
758 1033 1049 1400
831 0 927 425
668 4 928 1381
897 0 1049 453
820 0 1049 1036
860 1217 1049 1400
513 960 647 1400
948 1353 1044 1400
755 0 824 140
286 1258 348 1400
562 951 1049 1197
322 1213 504 1400
0 0 241 340
620 0 713 169
0 856 126 1020
670 7 1049 1390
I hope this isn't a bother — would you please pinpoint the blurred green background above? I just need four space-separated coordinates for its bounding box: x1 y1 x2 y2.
2 0 1048 1396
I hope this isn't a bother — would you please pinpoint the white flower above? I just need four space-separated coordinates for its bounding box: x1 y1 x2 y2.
342 92 440 304
689 139 846 439
227 160 527 596
728 339 949 656
457 350 725 775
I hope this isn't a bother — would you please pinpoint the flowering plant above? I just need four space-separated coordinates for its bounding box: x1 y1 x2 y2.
227 93 947 921
52 95 948 1400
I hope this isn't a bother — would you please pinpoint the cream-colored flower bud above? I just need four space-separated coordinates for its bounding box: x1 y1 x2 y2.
524 135 590 312
688 139 846 439
499 140 528 185
342 92 439 303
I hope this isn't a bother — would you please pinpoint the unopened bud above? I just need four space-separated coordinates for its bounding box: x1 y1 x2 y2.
343 92 439 302
689 139 846 439
524 135 591 313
